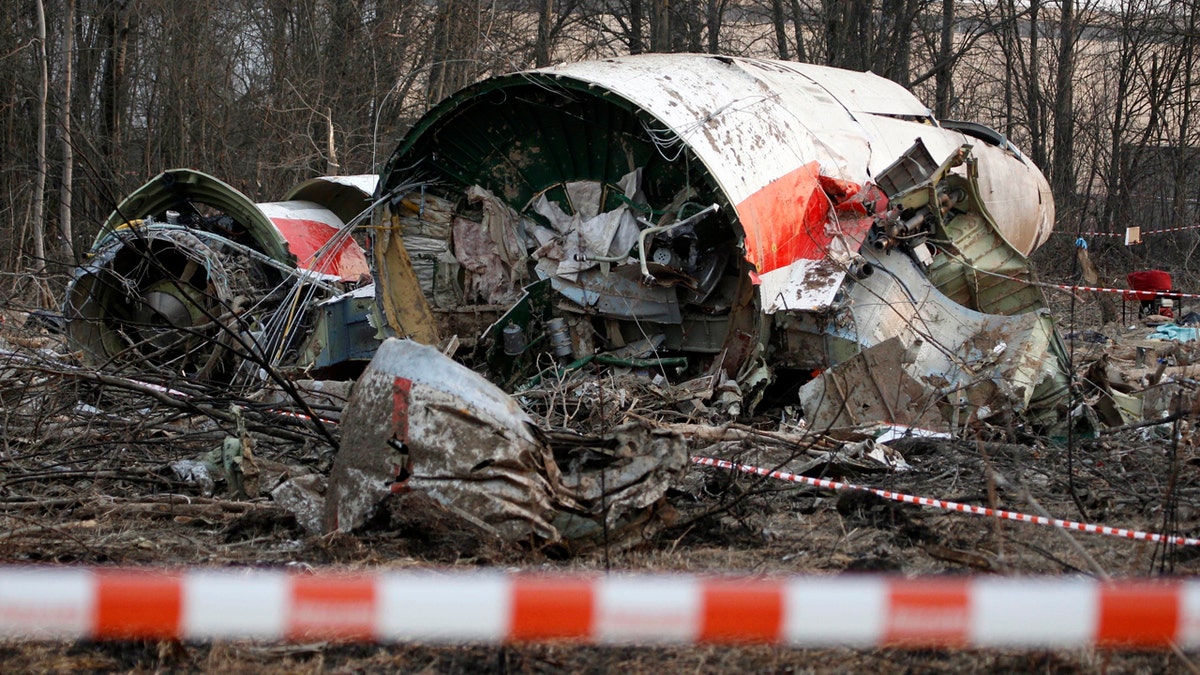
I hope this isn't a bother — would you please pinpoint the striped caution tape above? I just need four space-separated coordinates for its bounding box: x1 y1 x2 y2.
692 456 1200 547
1042 282 1200 300
0 566 1198 648
952 267 1200 301
1073 224 1200 237
932 247 1193 301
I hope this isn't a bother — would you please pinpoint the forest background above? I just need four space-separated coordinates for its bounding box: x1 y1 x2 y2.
2 0 1198 297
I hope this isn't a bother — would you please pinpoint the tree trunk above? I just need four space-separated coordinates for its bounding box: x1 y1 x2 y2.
1002 2 1013 139
326 109 339 176
1172 1 1198 231
535 0 554 66
934 0 954 118
822 0 845 66
849 0 870 70
59 0 76 265
875 0 914 84
706 0 721 53
650 0 670 52
31 0 48 274
630 0 644 53
426 0 477 104
99 1 134 162
1026 0 1046 169
1051 0 1077 205
772 0 790 59
789 0 808 62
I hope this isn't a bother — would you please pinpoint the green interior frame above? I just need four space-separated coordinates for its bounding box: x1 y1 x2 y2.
97 169 293 265
380 73 730 226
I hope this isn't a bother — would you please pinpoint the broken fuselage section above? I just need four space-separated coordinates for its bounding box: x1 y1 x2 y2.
65 170 378 384
375 54 1069 428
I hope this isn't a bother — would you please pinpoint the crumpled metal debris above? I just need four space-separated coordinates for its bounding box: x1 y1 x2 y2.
63 169 379 382
547 422 689 544
271 474 327 535
800 337 940 432
319 338 686 545
325 337 559 539
169 407 262 500
170 459 216 497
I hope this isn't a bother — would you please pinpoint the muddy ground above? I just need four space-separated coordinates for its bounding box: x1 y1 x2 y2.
0 278 1198 673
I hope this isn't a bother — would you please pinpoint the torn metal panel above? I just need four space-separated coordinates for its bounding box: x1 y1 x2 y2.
272 474 328 535
550 266 682 324
256 201 370 282
387 190 462 309
326 338 561 539
370 192 441 346
300 284 380 374
799 337 942 431
96 169 292 262
887 144 1045 317
548 423 689 545
282 174 379 227
324 338 686 545
812 241 1068 426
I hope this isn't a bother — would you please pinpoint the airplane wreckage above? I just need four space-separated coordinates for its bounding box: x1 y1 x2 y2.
62 54 1075 545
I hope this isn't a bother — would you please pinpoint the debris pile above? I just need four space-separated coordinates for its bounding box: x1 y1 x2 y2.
10 56 1195 613
64 170 378 385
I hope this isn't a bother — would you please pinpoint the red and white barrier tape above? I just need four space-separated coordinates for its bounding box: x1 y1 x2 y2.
1043 282 1200 300
1075 224 1200 237
945 263 1197 301
0 567 1197 648
692 456 1200 547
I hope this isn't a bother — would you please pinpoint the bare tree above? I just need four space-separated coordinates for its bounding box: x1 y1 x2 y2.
772 0 791 58
650 0 671 51
1051 0 1078 207
708 0 726 53
98 0 136 165
1027 0 1047 169
31 0 48 276
536 0 556 65
0 0 1195 307
59 0 75 265
934 0 954 116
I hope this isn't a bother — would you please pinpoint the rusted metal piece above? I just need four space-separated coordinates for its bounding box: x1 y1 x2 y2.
370 199 441 346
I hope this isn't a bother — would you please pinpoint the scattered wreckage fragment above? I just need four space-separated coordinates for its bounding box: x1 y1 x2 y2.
373 53 1068 430
313 337 687 547
64 170 378 383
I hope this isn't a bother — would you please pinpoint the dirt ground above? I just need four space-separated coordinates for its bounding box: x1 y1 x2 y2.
1 285 1198 673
